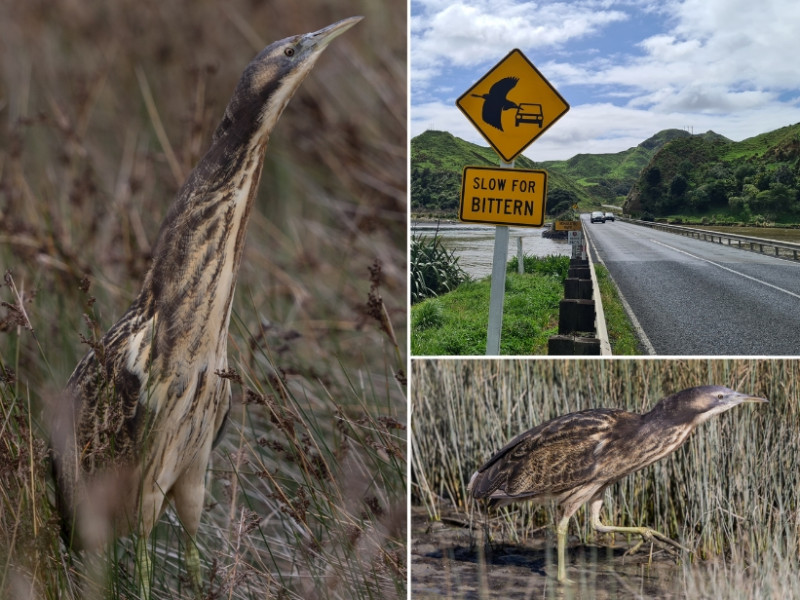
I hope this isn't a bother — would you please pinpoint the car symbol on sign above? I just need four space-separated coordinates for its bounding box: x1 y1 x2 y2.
515 103 543 128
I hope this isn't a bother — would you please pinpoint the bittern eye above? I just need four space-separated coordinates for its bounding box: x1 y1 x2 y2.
284 47 295 57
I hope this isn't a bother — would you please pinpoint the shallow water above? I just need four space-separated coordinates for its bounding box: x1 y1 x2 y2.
412 220 571 279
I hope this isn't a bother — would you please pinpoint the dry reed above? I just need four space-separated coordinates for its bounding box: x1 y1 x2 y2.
0 0 406 597
411 358 800 597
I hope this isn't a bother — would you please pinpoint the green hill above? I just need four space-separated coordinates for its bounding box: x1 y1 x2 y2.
625 123 800 221
411 130 589 216
411 128 691 215
412 124 800 224
540 129 691 204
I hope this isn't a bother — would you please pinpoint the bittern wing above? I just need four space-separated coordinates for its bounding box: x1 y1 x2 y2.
469 408 639 501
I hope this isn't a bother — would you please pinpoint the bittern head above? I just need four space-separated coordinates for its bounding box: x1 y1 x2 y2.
654 385 768 426
215 16 363 143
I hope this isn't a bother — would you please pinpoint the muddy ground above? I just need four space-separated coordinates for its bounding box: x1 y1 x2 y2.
411 506 699 600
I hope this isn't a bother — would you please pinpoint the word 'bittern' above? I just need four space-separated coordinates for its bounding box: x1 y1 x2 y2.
51 17 361 597
468 385 767 583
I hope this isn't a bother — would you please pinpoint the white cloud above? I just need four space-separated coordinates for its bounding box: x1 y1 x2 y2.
411 98 800 161
411 1 628 72
571 0 800 109
411 0 800 160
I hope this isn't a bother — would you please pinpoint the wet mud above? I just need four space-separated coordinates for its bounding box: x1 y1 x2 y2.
411 506 695 599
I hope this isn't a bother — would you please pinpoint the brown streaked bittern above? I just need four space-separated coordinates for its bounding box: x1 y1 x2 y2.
50 16 362 597
468 385 767 583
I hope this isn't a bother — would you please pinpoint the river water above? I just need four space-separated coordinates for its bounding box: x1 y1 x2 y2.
411 220 571 280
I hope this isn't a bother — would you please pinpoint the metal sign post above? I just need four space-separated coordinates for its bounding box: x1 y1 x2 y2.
486 159 514 355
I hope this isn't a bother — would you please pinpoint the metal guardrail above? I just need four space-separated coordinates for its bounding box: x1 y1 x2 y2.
622 218 800 261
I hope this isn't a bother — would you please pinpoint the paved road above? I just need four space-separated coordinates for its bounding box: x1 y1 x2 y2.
583 216 800 355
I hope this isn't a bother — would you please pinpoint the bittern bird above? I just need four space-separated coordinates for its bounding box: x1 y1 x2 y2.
51 16 362 597
471 76 519 130
468 385 767 583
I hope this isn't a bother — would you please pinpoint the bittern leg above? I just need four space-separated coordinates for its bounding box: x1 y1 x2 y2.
135 492 164 600
172 464 209 594
555 514 572 583
136 534 153 600
588 498 687 556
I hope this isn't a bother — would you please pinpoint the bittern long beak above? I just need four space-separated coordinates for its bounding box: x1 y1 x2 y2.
301 16 363 53
726 392 768 406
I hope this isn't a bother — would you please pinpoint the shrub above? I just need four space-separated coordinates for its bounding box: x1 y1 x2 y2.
410 233 469 303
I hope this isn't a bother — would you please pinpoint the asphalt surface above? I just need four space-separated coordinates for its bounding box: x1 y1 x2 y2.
583 216 800 355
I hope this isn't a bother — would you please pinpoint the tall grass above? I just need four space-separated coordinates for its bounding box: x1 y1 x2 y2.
0 0 406 597
411 359 800 597
410 232 469 304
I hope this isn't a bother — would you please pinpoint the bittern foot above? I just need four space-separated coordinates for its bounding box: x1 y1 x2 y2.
135 536 153 600
623 527 688 557
556 574 577 586
185 541 203 596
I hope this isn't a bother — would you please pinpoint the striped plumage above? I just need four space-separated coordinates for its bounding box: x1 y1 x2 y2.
51 17 362 595
469 385 767 583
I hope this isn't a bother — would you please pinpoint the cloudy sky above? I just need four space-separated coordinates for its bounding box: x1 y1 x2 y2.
411 0 800 161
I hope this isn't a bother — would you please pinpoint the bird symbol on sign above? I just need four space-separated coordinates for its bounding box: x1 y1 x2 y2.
471 76 519 131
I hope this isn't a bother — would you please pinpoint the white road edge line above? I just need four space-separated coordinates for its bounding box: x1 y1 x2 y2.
583 226 657 355
651 238 800 301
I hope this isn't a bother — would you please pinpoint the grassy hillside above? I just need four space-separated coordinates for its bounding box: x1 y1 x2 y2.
412 128 691 215
413 123 800 224
541 129 691 203
411 130 589 215
625 123 800 222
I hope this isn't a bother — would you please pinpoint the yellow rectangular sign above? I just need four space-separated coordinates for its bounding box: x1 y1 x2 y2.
554 220 582 231
459 166 547 227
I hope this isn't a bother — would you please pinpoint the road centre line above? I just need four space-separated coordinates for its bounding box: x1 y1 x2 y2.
650 238 800 301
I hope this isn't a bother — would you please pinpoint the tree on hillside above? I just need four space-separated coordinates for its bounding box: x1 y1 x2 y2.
645 166 662 186
411 167 460 211
670 174 689 199
546 188 579 215
735 164 757 189
772 163 795 186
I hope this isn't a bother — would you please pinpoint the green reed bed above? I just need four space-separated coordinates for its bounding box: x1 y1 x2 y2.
411 359 800 597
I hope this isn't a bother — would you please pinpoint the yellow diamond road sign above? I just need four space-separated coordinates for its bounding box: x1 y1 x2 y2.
460 166 547 227
456 49 569 162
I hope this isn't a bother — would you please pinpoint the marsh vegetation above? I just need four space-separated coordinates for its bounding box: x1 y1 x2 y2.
0 1 406 597
411 359 799 598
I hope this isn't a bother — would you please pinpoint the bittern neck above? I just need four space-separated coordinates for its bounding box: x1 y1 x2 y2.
631 405 699 465
142 115 270 368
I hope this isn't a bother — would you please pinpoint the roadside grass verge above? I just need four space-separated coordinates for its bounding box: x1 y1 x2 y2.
411 256 569 356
